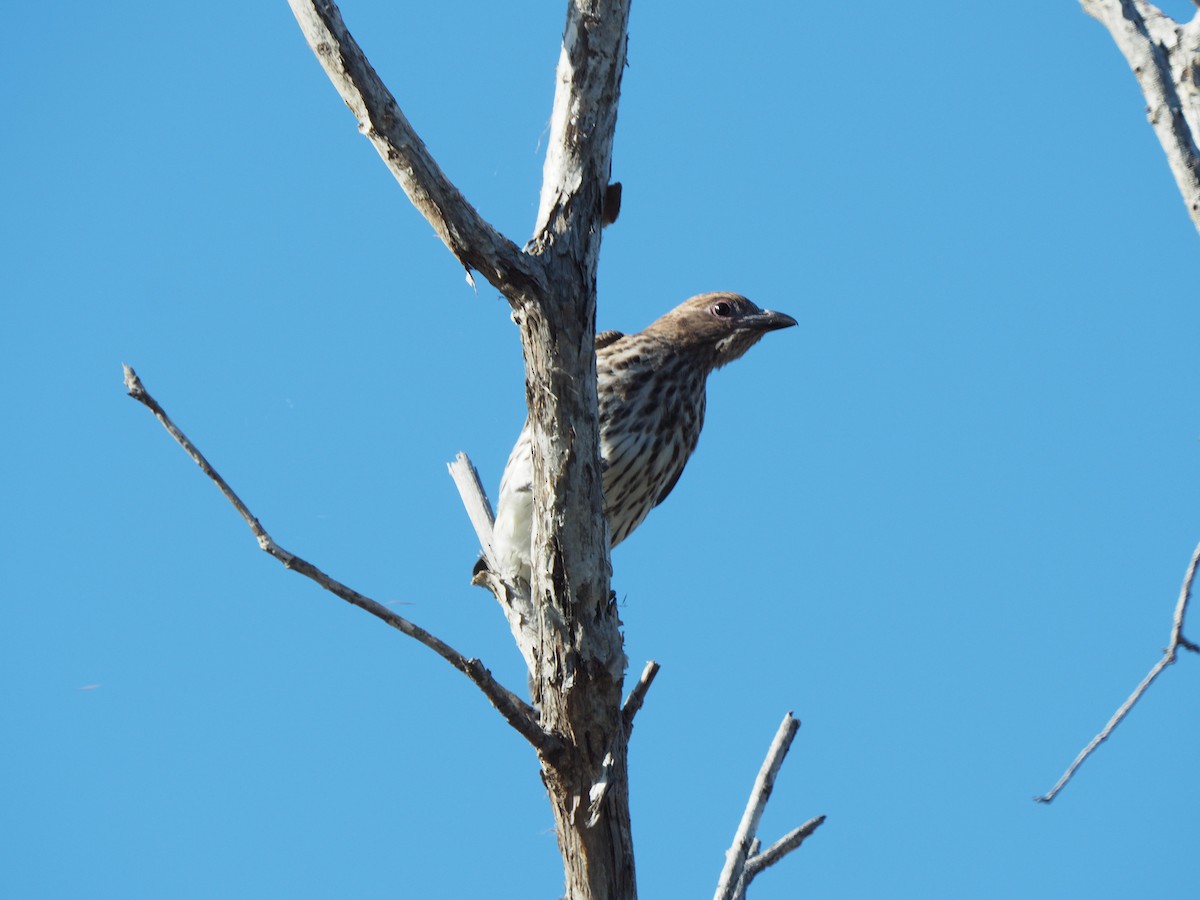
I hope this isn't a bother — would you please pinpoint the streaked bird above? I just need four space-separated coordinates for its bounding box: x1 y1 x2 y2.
486 292 796 582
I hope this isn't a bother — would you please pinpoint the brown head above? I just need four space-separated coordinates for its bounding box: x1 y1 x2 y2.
640 292 797 372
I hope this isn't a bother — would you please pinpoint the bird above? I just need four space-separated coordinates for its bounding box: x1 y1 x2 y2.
484 292 797 583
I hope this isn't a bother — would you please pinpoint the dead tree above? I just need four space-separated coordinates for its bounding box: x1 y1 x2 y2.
124 1 822 897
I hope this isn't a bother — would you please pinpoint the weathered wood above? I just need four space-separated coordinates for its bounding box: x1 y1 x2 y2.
1082 1 1200 233
287 1 635 896
714 713 819 900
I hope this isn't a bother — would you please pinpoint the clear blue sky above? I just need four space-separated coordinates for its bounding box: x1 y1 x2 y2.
5 1 1200 897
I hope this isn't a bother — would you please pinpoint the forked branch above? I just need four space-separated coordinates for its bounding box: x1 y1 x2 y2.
122 364 557 757
713 712 824 900
1037 539 1200 803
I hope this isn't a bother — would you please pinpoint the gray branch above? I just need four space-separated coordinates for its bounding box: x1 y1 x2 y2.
713 712 824 900
744 817 827 881
286 0 547 297
1037 538 1199 803
448 452 540 675
1082 0 1200 233
123 364 557 757
622 660 661 732
447 452 496 568
530 2 628 248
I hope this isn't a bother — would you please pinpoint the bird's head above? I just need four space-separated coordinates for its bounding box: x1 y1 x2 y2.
649 292 797 370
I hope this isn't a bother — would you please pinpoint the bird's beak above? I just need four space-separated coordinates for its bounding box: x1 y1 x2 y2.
745 309 797 332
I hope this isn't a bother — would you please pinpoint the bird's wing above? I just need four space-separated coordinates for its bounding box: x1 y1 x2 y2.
654 466 686 509
595 330 626 351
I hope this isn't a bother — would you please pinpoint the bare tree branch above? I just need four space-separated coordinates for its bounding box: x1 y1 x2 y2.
530 3 628 248
122 364 558 757
714 712 823 900
1082 0 1200 233
622 660 661 732
448 452 541 675
447 452 496 569
286 0 547 297
744 817 827 881
1037 539 1200 803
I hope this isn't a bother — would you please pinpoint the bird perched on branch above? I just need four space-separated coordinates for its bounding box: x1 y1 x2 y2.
485 292 797 583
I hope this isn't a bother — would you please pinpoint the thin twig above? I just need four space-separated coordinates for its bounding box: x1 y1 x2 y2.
1170 540 1200 652
1036 539 1200 803
745 816 827 880
621 660 660 732
714 712 806 900
123 364 557 757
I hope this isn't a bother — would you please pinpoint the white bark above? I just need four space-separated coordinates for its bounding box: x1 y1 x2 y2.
448 452 542 674
713 712 823 900
1083 1 1200 233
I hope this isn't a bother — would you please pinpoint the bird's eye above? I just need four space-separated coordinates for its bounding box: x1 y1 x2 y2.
711 301 734 318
